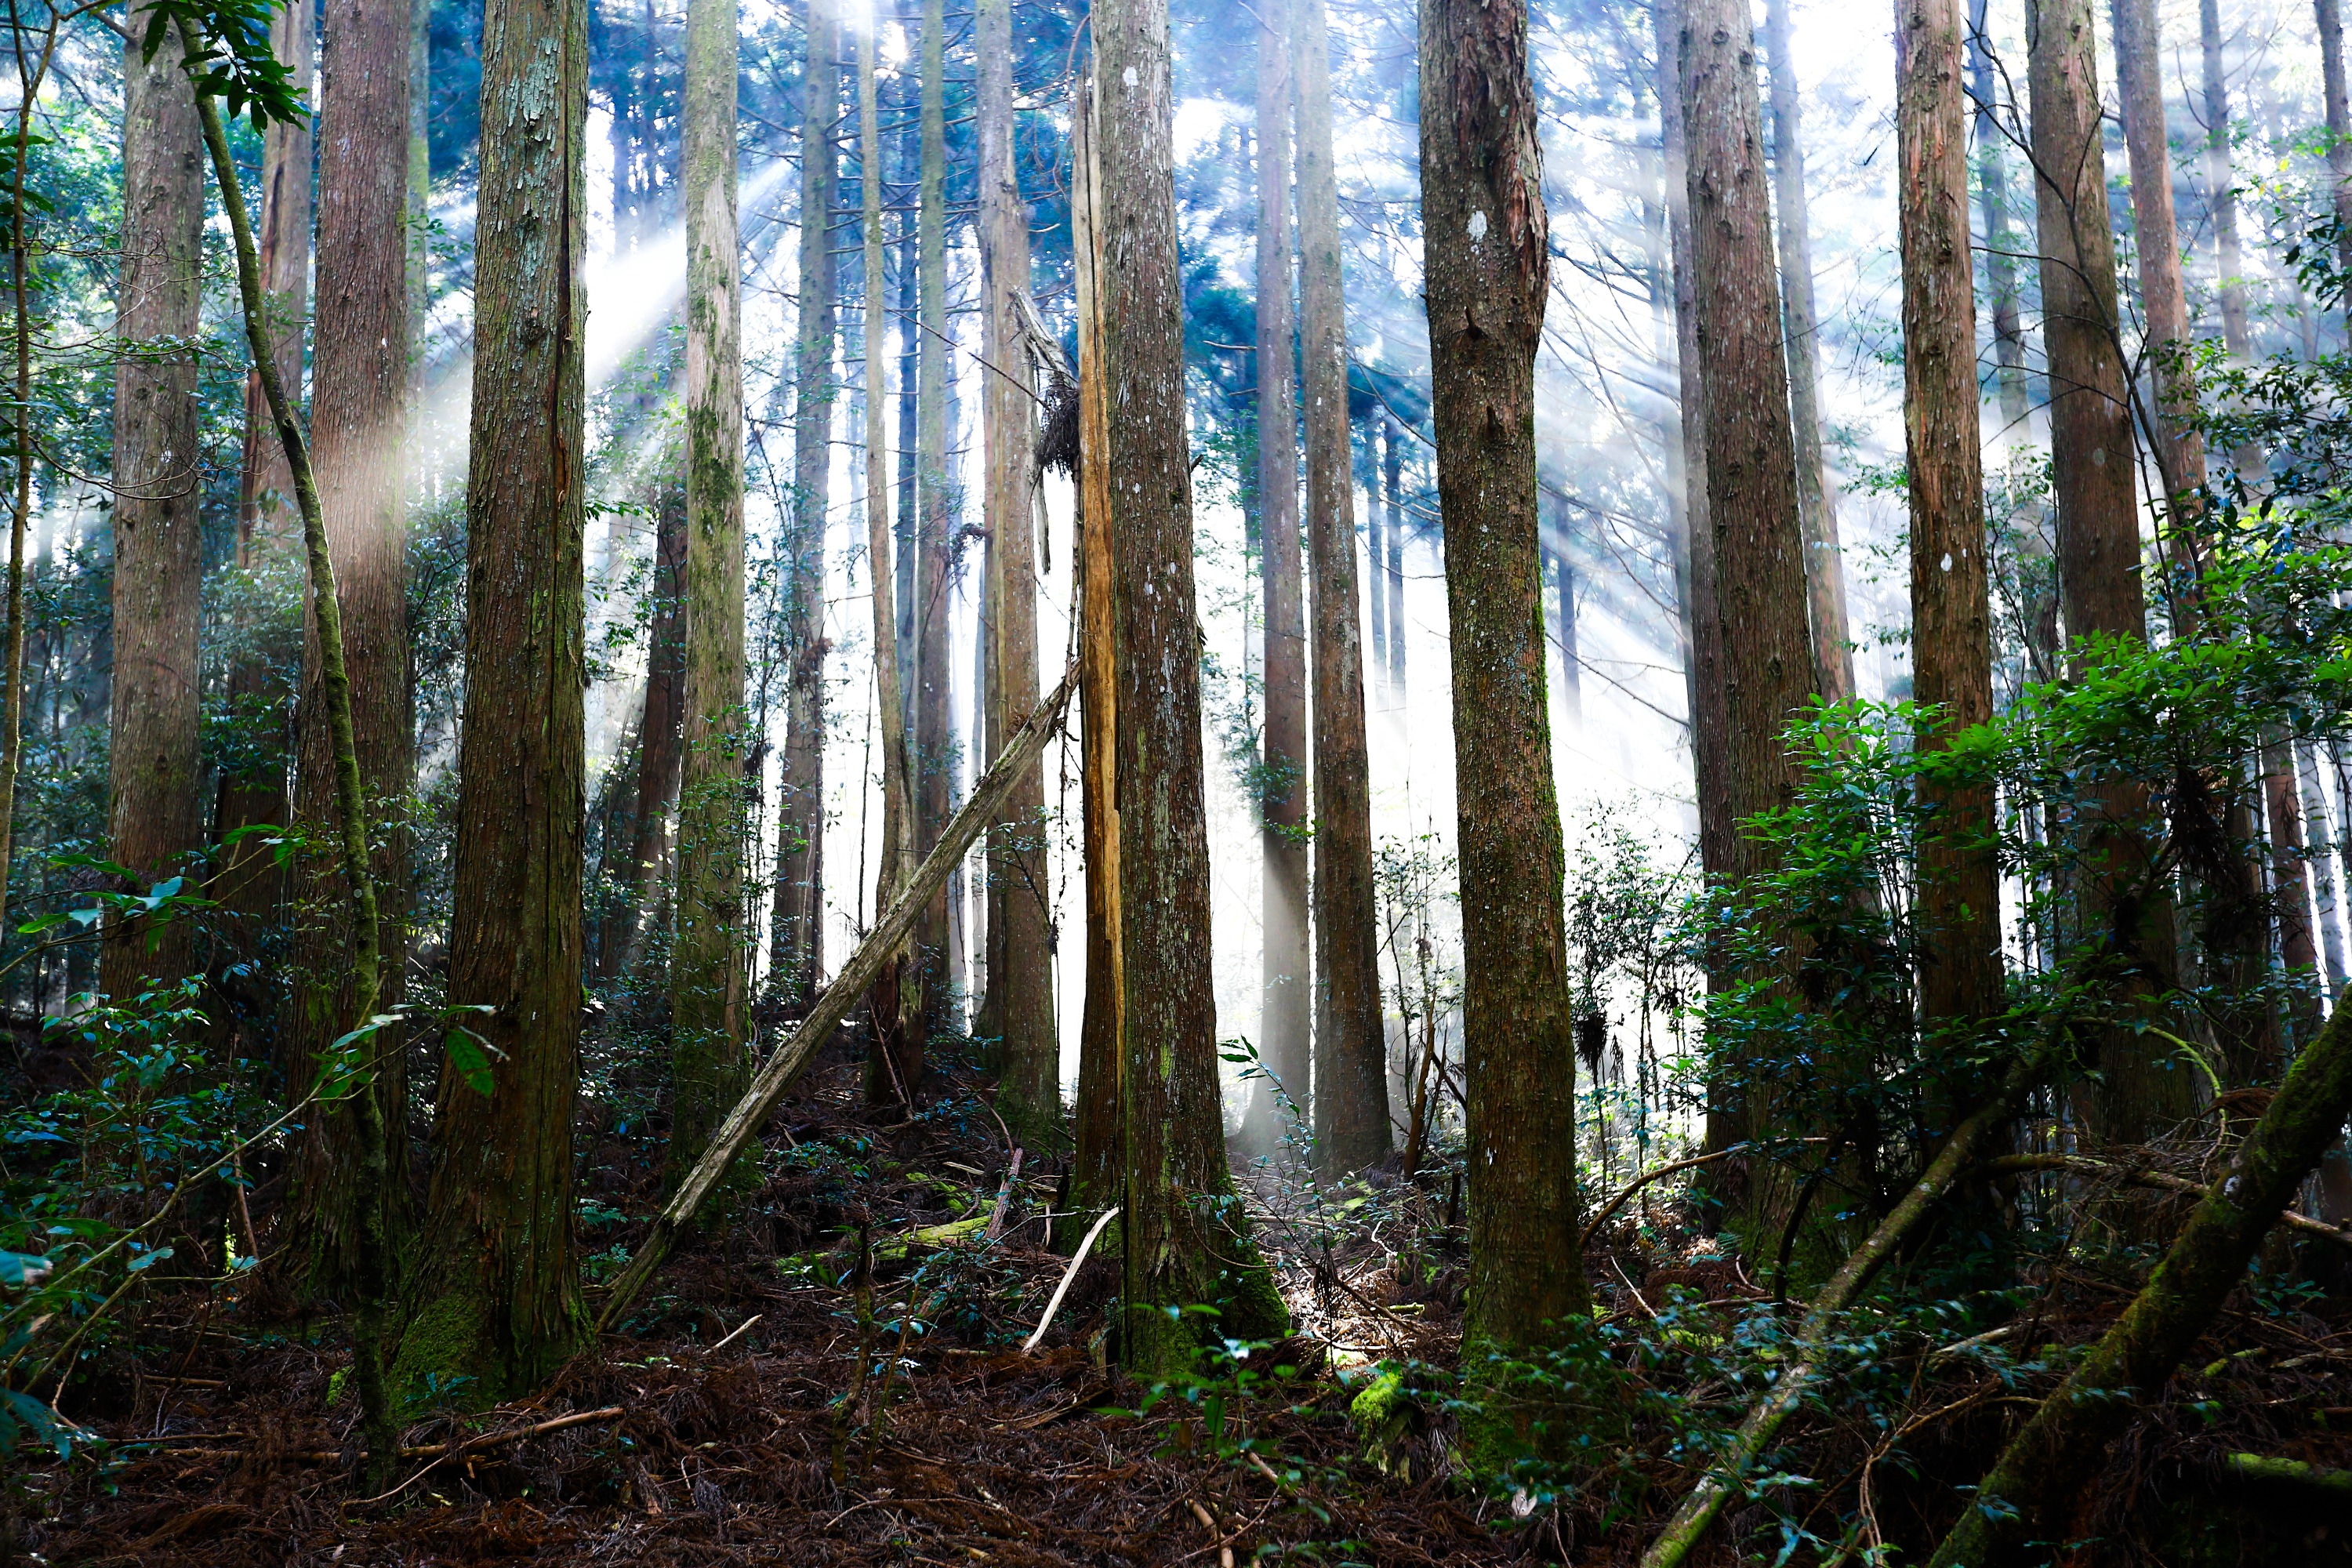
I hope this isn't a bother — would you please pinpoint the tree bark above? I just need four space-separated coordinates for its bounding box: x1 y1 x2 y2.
1419 0 1593 1430
1067 78 1122 1235
2319 0 2352 292
215 0 312 978
104 16 206 997
911 0 953 1051
602 483 687 979
2111 0 2205 516
1254 0 1309 1150
2297 738 2348 996
1926 995 2352 1567
2266 731 2323 1051
770 0 837 1014
1968 0 2033 439
976 0 1057 1143
1294 0 1388 1171
1094 0 1287 1376
396 0 589 1397
2199 0 2252 361
282 0 416 1301
1760 0 1855 704
860 16 920 1104
1898 0 2003 1054
2027 0 2191 1142
666 0 748 1183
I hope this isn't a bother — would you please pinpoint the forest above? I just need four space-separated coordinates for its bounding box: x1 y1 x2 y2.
2 0 2351 1558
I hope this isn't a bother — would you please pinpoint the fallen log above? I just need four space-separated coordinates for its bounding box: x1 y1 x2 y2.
594 667 1077 1333
1925 993 2352 1568
1977 1152 2352 1249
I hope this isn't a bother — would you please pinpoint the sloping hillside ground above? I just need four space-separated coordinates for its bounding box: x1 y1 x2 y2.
29 1043 2352 1566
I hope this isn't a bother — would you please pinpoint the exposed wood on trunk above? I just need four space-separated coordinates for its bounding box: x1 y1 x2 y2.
1294 0 1388 1171
1418 0 1593 1417
1760 0 1854 704
399 0 590 1396
104 16 206 996
1896 0 2002 1052
1094 0 1286 1375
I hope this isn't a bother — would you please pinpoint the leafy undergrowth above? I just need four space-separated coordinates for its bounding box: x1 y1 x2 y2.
24 1044 2352 1566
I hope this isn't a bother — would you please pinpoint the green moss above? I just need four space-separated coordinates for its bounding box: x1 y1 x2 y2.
1349 1364 1417 1476
389 1290 498 1414
1454 1320 1624 1482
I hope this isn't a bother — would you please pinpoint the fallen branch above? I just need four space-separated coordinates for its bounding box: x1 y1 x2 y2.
1581 1150 1733 1249
1638 1058 2046 1568
1925 994 2352 1568
2221 1452 2352 1501
1977 1152 2352 1249
1023 1205 1120 1353
594 668 1077 1332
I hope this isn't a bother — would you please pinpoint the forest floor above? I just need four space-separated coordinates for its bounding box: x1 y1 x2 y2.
26 1036 2352 1566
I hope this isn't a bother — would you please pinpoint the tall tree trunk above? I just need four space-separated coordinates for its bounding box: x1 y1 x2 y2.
396 0 589 1397
2297 738 2348 996
1364 427 1388 691
1254 0 1309 1149
770 0 835 1014
909 0 953 1054
2267 731 2324 1050
1382 412 1405 695
1680 0 1820 1206
408 0 429 347
2319 0 2352 294
977 0 1057 1142
666 0 748 1183
861 15 920 1105
281 0 416 1302
1294 0 1388 1171
1897 0 2003 1056
1657 0 1730 897
1067 76 1122 1229
1094 0 1287 1375
104 16 205 997
2199 0 2253 362
216 0 312 984
603 485 687 979
1419 0 1593 1445
2026 0 2190 1142
2111 0 2205 517
1549 524 1583 732
1760 0 1855 704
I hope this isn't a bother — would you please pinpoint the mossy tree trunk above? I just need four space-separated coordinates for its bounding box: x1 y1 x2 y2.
397 0 590 1399
1896 0 2002 1065
1095 0 1287 1375
1418 0 1594 1443
1295 0 1388 1173
977 0 1058 1144
104 13 205 998
666 0 749 1184
769 0 837 1015
282 0 416 1301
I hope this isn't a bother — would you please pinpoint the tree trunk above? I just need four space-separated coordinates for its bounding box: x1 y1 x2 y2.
104 16 206 997
1656 0 1729 893
860 15 920 1105
2297 738 2347 996
408 0 429 350
2267 731 2323 1051
215 0 312 982
770 0 837 1014
1067 77 1122 1231
2027 0 2192 1142
281 0 415 1302
910 0 953 1053
1094 0 1286 1374
666 0 748 1184
1419 0 1593 1443
1254 0 1309 1150
2111 0 2205 518
1968 0 2032 437
1760 0 1855 704
1294 0 1388 1172
395 0 589 1398
2319 0 2352 292
2200 0 2253 361
1382 412 1406 695
1897 0 2003 1054
1680 0 1820 1207
603 483 687 979
1550 527 1582 733
1364 426 1388 691
975 0 1056 1142
1926 995 2352 1567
